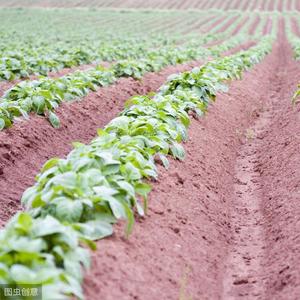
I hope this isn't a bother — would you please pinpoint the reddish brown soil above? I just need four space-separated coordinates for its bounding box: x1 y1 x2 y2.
278 0 284 11
82 27 300 300
181 16 218 35
241 0 249 11
265 0 270 10
222 41 256 57
248 15 260 35
204 15 228 33
216 16 240 34
291 17 300 37
270 0 276 10
234 0 241 9
200 0 210 10
223 26 300 300
224 0 232 10
253 39 300 300
231 16 250 36
250 0 259 11
263 17 272 35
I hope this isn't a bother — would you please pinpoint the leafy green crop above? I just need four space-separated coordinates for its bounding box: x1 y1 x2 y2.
0 33 251 130
0 36 273 299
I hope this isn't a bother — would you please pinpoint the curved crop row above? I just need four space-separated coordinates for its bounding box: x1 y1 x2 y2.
0 33 250 130
0 9 257 82
0 10 228 81
0 37 273 299
0 36 178 81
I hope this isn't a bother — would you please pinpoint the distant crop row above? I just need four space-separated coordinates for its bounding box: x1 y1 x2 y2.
1 0 299 11
0 10 273 81
0 37 177 81
0 36 273 299
0 12 276 131
0 33 250 130
0 11 239 81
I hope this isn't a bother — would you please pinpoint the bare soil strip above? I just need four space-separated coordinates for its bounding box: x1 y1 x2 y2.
222 27 300 299
248 15 260 35
232 16 249 36
204 15 228 32
216 16 240 34
263 17 272 35
222 120 267 299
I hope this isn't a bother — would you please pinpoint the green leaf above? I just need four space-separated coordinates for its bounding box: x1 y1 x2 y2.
47 172 77 190
74 220 113 240
48 111 60 128
56 199 83 223
170 142 185 160
15 213 33 233
32 96 45 115
10 265 61 285
41 157 60 172
158 154 170 169
32 216 64 237
122 162 142 180
0 118 5 130
11 237 45 253
135 182 151 199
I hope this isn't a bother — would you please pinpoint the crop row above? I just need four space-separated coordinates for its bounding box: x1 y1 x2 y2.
0 10 271 81
0 10 226 81
0 33 250 130
0 36 273 299
0 36 183 81
3 0 298 11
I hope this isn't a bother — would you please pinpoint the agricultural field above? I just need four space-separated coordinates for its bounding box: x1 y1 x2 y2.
0 1 300 300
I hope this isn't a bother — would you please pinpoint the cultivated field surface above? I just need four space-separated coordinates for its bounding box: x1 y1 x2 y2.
0 1 299 300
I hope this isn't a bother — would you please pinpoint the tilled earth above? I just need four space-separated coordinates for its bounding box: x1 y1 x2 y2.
0 23 299 300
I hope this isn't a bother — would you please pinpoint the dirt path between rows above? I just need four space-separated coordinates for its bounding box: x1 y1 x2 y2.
83 29 300 299
222 24 300 300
